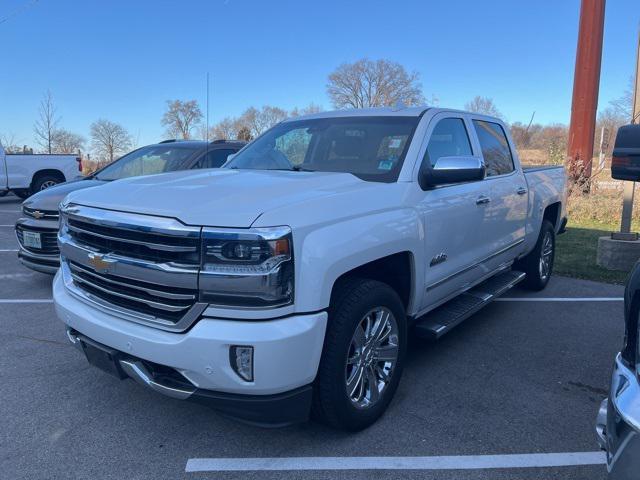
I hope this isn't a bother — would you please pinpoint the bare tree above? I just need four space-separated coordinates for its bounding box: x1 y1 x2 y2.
237 126 252 142
609 76 634 121
289 103 323 117
464 96 503 119
210 104 319 142
240 106 288 138
327 58 424 109
90 119 132 164
0 132 23 153
52 129 85 154
161 100 203 139
33 90 60 153
209 117 241 141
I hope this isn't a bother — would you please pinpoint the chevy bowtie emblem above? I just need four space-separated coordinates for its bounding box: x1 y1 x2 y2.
87 252 116 274
32 210 45 219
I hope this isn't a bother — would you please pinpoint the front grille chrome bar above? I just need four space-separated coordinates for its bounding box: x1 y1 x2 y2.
70 271 187 312
69 262 196 301
67 223 198 252
60 262 207 332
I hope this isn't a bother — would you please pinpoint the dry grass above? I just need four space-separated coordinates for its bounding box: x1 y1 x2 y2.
567 184 640 231
518 149 553 166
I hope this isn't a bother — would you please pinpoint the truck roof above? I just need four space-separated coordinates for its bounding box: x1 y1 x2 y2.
283 106 504 124
285 106 429 122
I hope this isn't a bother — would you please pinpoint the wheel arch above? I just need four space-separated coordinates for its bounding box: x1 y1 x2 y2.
328 252 416 315
31 169 66 190
543 201 562 230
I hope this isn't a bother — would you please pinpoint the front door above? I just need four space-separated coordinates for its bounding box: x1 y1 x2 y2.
416 113 492 310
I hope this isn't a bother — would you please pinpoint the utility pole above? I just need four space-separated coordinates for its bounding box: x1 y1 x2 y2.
614 26 640 240
566 0 606 188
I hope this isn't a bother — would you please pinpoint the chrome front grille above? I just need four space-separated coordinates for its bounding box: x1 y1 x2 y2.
23 206 59 220
68 261 197 321
58 204 205 331
16 224 59 254
66 216 200 266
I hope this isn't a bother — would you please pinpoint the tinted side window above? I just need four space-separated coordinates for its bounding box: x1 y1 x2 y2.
424 118 472 167
197 149 236 169
472 120 514 176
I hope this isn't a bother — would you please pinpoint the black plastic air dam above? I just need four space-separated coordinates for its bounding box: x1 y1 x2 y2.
70 329 313 427
189 384 313 428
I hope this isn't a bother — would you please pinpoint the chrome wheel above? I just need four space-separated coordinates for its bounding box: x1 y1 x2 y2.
345 307 399 409
539 231 553 281
39 180 57 190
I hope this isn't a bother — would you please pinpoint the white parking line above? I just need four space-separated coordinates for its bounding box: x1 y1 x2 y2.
496 297 623 302
185 451 606 472
0 224 15 227
0 249 18 252
0 299 53 303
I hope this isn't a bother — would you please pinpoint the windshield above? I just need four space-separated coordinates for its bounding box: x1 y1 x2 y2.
224 116 420 182
95 145 199 181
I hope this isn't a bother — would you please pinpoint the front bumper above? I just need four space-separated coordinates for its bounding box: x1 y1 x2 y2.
17 248 59 274
15 217 60 274
66 329 313 426
53 271 327 420
596 354 640 478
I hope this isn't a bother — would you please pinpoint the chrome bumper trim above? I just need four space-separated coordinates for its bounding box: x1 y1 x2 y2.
596 398 608 450
610 354 640 432
119 359 195 400
65 328 195 400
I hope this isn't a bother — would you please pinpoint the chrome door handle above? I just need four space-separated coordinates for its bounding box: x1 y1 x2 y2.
476 195 491 205
516 187 527 195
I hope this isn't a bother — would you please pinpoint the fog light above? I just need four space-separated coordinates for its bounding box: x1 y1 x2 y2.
230 345 254 382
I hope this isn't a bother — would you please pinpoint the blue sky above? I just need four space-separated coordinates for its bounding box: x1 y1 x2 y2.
0 0 637 148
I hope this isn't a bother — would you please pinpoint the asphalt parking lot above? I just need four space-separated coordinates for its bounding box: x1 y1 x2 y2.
0 194 623 479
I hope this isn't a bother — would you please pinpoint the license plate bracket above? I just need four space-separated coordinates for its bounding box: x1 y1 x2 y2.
22 231 42 249
80 337 127 380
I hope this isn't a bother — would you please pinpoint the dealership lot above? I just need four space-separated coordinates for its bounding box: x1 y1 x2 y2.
0 194 622 479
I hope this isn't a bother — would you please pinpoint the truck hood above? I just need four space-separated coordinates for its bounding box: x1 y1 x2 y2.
23 178 107 212
65 169 377 227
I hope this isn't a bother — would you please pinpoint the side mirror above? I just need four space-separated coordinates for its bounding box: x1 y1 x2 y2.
612 124 640 181
420 156 486 189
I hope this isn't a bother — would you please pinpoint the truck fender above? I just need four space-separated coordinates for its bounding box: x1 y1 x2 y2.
293 208 424 315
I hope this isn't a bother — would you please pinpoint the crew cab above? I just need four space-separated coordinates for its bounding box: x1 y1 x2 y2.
0 144 82 198
15 139 245 273
53 107 567 430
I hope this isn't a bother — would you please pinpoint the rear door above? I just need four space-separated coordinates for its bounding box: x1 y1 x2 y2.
470 119 527 270
417 113 492 310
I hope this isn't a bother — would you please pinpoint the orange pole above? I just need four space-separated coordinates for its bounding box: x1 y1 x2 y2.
567 0 606 186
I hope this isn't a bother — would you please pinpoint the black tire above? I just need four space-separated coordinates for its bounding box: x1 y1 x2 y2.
312 278 407 431
515 219 556 291
32 175 62 193
13 189 30 199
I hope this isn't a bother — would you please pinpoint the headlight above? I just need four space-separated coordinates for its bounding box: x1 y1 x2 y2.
199 226 294 308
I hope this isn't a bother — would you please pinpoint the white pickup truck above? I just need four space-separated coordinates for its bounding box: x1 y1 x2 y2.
54 107 566 430
0 144 82 198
